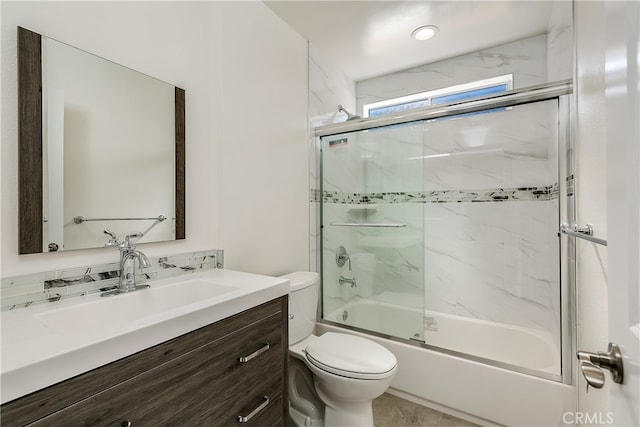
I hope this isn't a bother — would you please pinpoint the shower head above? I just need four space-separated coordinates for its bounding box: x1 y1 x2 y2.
338 104 361 121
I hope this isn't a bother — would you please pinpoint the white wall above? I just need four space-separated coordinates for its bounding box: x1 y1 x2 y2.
215 2 309 276
574 0 611 420
1 1 309 278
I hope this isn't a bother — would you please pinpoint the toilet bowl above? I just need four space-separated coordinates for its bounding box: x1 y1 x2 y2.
282 272 397 427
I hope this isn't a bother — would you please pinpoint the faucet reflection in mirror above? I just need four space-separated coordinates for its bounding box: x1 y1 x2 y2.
17 26 186 254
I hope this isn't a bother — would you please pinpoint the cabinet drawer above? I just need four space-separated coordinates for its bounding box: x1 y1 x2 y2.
31 311 284 426
2 298 284 426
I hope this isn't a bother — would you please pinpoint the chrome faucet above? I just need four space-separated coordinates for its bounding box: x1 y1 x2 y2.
339 275 357 288
102 231 151 296
119 233 151 292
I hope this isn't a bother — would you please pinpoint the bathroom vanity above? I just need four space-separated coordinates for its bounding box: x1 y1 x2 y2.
1 270 289 426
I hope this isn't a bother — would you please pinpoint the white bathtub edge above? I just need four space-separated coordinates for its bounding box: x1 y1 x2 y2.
317 322 576 427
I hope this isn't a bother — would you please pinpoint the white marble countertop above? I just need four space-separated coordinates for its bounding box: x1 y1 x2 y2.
0 269 289 405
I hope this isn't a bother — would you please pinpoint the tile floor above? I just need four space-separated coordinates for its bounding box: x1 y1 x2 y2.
372 393 480 427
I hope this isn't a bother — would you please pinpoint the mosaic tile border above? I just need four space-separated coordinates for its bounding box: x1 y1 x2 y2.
566 174 575 197
1 249 224 311
312 183 559 204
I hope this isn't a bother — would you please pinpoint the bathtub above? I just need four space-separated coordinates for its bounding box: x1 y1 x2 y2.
320 298 574 426
326 298 560 375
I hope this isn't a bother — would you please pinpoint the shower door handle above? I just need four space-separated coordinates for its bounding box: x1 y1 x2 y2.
577 343 624 389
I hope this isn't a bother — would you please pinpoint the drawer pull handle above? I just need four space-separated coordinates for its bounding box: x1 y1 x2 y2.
121 421 132 427
238 343 270 363
237 395 269 423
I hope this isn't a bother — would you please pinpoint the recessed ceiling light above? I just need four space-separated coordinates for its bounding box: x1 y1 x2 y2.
411 25 438 41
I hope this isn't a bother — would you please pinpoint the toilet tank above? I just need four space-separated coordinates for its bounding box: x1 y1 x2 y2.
280 272 319 345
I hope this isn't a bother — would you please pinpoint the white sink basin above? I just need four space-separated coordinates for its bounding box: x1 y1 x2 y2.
1 269 290 404
35 278 240 330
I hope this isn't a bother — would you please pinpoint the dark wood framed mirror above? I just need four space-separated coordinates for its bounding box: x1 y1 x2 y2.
18 27 185 254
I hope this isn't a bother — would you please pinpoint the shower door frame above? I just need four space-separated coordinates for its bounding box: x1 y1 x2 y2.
316 79 575 384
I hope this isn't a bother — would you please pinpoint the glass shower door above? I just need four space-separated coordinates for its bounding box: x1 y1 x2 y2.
320 122 425 341
420 99 562 377
320 98 562 378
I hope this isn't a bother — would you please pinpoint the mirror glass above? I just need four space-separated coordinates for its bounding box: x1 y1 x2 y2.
18 27 185 254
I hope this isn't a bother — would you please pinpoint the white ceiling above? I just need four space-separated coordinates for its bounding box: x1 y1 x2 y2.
265 1 554 82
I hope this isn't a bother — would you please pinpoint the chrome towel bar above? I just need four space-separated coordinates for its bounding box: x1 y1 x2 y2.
330 222 407 228
74 215 167 224
561 224 607 246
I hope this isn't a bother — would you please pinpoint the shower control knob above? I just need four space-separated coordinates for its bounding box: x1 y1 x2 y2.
336 246 351 270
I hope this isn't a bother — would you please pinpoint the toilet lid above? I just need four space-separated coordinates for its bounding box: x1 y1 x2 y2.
305 332 397 380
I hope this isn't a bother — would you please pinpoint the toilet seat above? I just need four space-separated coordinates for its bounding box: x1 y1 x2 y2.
305 333 397 380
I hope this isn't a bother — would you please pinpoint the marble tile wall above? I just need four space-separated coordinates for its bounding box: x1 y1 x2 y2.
419 100 560 347
1 249 223 310
356 34 548 115
424 201 559 333
547 1 574 81
421 100 559 190
322 202 425 316
309 43 357 273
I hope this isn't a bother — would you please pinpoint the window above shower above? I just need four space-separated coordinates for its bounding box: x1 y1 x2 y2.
362 74 513 118
356 34 549 122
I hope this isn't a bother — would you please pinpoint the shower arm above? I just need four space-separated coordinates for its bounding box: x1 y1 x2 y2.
337 104 361 121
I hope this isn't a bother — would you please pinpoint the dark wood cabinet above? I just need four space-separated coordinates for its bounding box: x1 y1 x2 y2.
1 297 288 427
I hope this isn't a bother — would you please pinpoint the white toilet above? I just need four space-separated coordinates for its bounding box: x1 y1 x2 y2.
282 272 397 427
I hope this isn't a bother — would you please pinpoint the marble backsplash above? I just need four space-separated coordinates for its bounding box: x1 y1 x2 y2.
1 249 223 311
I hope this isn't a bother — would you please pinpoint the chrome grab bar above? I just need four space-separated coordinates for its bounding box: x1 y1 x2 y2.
238 343 270 363
561 224 607 246
237 396 270 423
330 222 406 228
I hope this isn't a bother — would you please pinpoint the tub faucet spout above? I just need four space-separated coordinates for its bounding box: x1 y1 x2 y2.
339 275 357 288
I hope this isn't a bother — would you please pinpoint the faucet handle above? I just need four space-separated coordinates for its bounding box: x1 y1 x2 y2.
123 232 143 248
104 229 121 246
